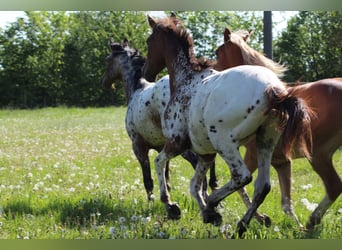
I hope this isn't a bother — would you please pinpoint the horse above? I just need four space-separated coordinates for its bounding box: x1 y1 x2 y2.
100 39 218 201
215 27 342 229
143 13 313 237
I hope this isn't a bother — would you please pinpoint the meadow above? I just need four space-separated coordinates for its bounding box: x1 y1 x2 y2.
0 107 341 239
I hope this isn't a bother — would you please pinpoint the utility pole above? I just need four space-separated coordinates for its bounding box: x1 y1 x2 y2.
263 11 272 59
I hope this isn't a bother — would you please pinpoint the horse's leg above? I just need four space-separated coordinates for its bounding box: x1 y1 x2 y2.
155 140 188 220
306 150 342 229
190 154 219 223
165 160 171 191
132 136 154 201
181 150 210 199
209 161 219 190
202 146 252 226
237 123 281 237
271 156 302 226
241 139 272 226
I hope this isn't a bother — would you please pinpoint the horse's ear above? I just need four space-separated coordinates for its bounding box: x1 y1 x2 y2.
243 30 254 42
170 12 177 18
224 28 231 42
123 38 129 48
109 37 114 49
147 15 156 28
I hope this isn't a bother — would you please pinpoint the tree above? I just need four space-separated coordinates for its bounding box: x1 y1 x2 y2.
174 11 263 59
274 11 342 82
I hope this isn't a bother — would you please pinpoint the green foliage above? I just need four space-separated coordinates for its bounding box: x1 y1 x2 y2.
274 11 342 82
1 11 341 107
0 11 149 108
174 11 263 59
0 107 341 239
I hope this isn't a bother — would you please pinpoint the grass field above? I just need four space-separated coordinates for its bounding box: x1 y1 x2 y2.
0 107 341 239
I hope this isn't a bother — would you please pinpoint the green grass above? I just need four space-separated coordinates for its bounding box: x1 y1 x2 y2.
0 107 341 239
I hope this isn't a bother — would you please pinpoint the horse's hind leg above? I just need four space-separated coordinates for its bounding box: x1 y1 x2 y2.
181 150 213 200
306 152 342 229
201 146 252 226
242 140 272 226
237 123 281 237
272 157 302 226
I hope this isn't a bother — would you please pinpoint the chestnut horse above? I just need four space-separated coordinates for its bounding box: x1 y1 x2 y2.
143 14 313 237
215 27 342 229
101 40 217 201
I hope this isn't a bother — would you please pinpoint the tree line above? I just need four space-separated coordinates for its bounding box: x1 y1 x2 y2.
0 11 341 108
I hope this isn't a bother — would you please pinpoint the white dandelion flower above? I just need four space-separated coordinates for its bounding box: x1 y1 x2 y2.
119 216 126 224
301 184 313 190
300 198 318 212
109 227 116 235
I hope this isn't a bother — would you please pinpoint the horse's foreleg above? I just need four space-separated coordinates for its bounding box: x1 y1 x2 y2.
132 138 154 201
306 153 342 229
237 124 280 238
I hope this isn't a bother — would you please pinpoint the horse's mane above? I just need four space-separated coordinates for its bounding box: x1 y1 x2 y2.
229 31 287 77
129 49 146 90
154 16 213 71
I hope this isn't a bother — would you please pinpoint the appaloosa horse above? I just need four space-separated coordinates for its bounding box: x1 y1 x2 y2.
101 39 217 201
143 14 313 236
215 27 342 229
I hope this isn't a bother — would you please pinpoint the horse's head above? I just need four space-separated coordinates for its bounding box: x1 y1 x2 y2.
101 38 138 88
215 28 253 71
143 13 181 82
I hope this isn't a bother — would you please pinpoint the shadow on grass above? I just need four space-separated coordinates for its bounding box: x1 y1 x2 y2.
2 195 164 228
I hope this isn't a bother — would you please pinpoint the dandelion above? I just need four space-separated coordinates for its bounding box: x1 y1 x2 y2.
274 225 280 232
27 172 33 178
44 174 52 180
220 224 232 233
301 184 313 190
141 216 151 224
109 227 116 235
119 216 126 224
158 231 166 238
301 198 318 211
131 215 138 222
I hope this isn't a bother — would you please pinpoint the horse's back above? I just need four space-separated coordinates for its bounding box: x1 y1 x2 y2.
291 78 342 152
189 65 283 153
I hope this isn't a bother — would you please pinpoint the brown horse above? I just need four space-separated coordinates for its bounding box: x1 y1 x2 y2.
215 27 342 229
143 14 313 237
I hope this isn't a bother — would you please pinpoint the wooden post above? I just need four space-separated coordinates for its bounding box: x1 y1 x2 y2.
263 11 273 59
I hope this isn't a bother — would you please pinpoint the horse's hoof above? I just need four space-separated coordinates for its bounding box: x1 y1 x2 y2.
264 215 272 227
306 216 321 230
167 203 181 220
202 209 222 226
236 220 248 238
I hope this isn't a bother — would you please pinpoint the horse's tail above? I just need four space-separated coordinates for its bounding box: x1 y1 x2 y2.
265 86 314 160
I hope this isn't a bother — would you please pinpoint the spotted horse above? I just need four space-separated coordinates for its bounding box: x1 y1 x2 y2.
101 39 218 202
143 13 313 237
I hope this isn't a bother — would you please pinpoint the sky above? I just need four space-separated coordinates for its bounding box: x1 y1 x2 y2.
0 11 297 36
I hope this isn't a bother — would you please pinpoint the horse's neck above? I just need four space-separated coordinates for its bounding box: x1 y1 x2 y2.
167 50 195 94
119 56 141 102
